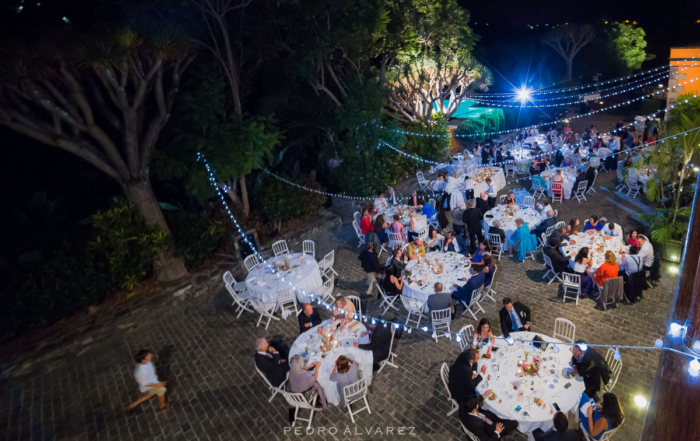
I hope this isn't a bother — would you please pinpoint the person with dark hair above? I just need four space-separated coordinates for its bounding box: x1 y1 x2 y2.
585 164 596 191
580 392 624 439
544 238 571 274
476 192 490 217
533 412 578 441
472 318 495 355
388 247 408 275
449 349 486 401
298 303 322 334
572 340 612 400
568 218 580 236
620 245 644 302
583 215 603 232
125 350 168 413
452 267 486 319
407 191 422 207
481 254 496 289
470 240 491 269
463 199 484 255
373 216 390 253
602 222 623 237
374 191 388 210
459 394 518 440
382 265 404 297
358 243 380 294
498 297 531 338
353 315 393 371
569 247 594 298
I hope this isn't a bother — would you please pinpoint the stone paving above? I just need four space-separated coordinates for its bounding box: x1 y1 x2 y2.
0 170 679 441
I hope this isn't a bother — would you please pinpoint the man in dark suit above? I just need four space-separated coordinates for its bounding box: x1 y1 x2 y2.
533 412 579 441
498 297 531 338
443 231 468 256
481 145 492 164
571 340 611 400
487 220 506 246
544 239 572 274
459 395 518 441
572 169 587 196
427 282 453 314
254 338 289 387
452 268 485 319
407 191 422 207
463 200 484 255
298 303 322 334
532 210 557 240
476 192 490 217
388 248 408 276
449 349 486 401
354 321 393 372
585 165 596 191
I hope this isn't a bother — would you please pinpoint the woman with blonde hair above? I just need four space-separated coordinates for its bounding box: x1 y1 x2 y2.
330 355 360 405
332 296 356 326
593 251 619 289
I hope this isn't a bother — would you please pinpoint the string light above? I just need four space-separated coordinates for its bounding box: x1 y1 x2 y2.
689 359 700 377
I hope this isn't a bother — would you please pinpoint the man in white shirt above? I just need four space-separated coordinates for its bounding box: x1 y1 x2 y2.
637 235 654 269
387 187 400 205
125 350 168 413
602 223 623 237
485 178 497 208
374 191 388 210
464 175 475 200
431 174 446 193
610 136 620 151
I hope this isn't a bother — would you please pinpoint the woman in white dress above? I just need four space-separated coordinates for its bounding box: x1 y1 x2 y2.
445 173 465 211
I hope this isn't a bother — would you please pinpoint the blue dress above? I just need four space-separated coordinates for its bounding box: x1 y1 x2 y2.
579 393 612 440
422 203 437 219
509 223 537 262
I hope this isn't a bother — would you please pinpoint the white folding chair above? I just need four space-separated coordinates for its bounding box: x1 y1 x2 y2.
343 377 371 424
440 363 459 416
249 298 279 329
562 273 582 305
431 308 452 343
352 220 366 248
458 324 475 352
487 233 503 260
322 276 336 303
282 390 319 428
225 283 253 318
255 366 288 402
461 422 481 441
555 221 566 230
319 250 338 277
302 240 315 258
553 318 576 343
574 180 588 202
417 171 430 192
460 287 486 321
542 254 563 285
353 211 361 223
277 288 299 319
551 182 564 204
604 347 622 393
376 282 399 314
428 197 437 208
400 295 426 328
554 209 558 218
580 419 624 441
243 254 260 274
272 240 290 257
416 226 429 242
523 195 536 209
531 181 546 200
428 213 439 229
377 326 398 372
388 232 405 249
615 168 628 193
482 265 497 301
223 271 247 294
545 225 556 238
587 169 598 194
346 295 362 316
627 180 641 198
538 232 548 249
505 163 518 177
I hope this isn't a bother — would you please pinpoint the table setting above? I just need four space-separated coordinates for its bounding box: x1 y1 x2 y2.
475 332 585 440
402 252 473 307
541 167 578 199
245 253 324 307
482 205 541 250
560 231 629 272
289 319 373 406
454 166 506 198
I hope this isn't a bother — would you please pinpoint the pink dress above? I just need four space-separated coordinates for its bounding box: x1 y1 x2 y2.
392 221 406 242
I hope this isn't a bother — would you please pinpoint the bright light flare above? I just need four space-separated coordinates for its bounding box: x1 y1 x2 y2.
634 395 648 407
517 88 532 102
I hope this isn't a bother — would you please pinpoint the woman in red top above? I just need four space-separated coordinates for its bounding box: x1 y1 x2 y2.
360 208 374 235
593 251 619 288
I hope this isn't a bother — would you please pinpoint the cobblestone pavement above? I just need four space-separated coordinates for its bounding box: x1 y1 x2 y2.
0 170 678 441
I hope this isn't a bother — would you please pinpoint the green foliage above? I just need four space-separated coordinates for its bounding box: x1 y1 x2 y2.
638 208 690 243
608 24 653 72
166 208 231 270
253 173 327 228
454 111 505 142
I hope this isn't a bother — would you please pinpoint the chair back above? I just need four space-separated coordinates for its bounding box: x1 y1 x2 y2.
249 298 270 314
539 232 548 248
604 347 623 392
429 198 436 208
323 276 335 301
440 363 452 397
272 240 290 257
460 422 481 441
417 171 426 183
545 225 556 237
555 221 566 230
563 272 581 287
303 240 315 258
523 195 535 209
353 211 362 223
552 182 563 193
553 317 576 343
223 271 236 286
486 264 497 288
488 233 502 248
416 226 429 242
255 364 276 390
591 169 598 187
576 180 588 196
342 377 368 402
457 325 474 351
244 254 260 273
431 308 451 324
323 249 335 267
352 220 363 238
346 295 362 316
400 295 425 313
388 232 405 246
543 253 554 271
282 391 314 410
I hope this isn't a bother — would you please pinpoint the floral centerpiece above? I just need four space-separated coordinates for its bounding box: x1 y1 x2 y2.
277 258 291 271
318 327 338 354
504 205 518 218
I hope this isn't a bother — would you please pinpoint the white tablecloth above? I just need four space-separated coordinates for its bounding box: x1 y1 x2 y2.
402 252 473 306
245 254 324 307
629 168 655 185
541 169 577 199
289 320 373 406
456 167 506 198
475 332 585 438
483 206 541 251
560 231 629 272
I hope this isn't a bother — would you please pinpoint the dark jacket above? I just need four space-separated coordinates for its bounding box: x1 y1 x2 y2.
298 309 322 334
255 352 289 387
358 250 380 273
388 255 408 275
463 208 483 232
427 293 453 313
449 352 482 402
585 167 596 190
573 173 587 194
572 348 611 397
544 246 571 274
488 227 506 245
459 408 502 441
533 216 557 240
358 324 392 368
452 272 485 303
476 198 490 217
407 196 422 207
498 302 531 338
533 428 580 441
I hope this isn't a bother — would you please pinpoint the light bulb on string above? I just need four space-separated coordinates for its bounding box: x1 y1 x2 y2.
614 347 622 361
689 359 700 377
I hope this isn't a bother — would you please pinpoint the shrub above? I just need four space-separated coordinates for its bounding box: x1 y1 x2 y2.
166 207 231 269
254 172 327 231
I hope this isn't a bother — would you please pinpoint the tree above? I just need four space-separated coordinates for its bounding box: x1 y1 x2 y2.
541 24 595 81
608 23 654 73
0 28 194 281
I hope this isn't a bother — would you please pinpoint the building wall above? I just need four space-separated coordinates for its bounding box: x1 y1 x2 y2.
667 48 700 107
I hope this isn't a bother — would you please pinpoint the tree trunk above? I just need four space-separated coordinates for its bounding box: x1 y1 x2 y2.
124 179 189 282
239 175 250 217
225 179 243 210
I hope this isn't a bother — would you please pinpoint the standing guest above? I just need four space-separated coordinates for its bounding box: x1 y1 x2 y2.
470 240 491 269
583 215 604 232
627 229 639 247
569 247 594 298
463 199 484 255
544 239 571 274
533 412 579 441
382 266 404 297
254 338 289 388
374 191 388 210
298 303 322 333
449 349 487 401
125 350 169 413
602 222 623 237
580 392 624 440
485 178 497 208
498 297 531 338
373 217 390 253
330 355 360 406
407 238 427 260
464 175 476 201
425 229 444 252
431 174 446 193
488 220 506 245
452 267 486 319
593 251 619 289
289 356 327 410
476 192 490 217
427 282 454 314
358 243 380 295
446 159 457 176
391 214 406 242
637 235 654 272
353 317 393 371
572 340 612 399
460 395 519 440
481 144 492 164
451 202 466 236
620 245 644 302
508 218 537 262
472 318 496 355
407 191 422 207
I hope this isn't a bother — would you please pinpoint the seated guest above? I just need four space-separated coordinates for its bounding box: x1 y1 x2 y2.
359 208 374 237
602 222 623 237
472 318 496 355
569 247 595 298
620 245 644 302
470 240 491 268
460 395 519 441
593 251 619 289
332 296 356 324
407 211 426 242
482 255 496 289
488 220 507 245
637 234 655 273
476 192 490 217
373 191 388 210
572 340 612 399
533 210 557 239
391 214 406 242
382 266 404 297
427 282 454 314
388 248 408 275
407 191 422 207
561 156 573 167
407 238 426 260
254 338 289 387
373 218 390 254
583 215 604 232
544 239 571 274
422 200 437 220
425 229 444 252
444 231 468 256
452 267 486 318
585 165 596 191
353 315 393 371
509 218 537 262
451 202 465 235
572 169 587 192
449 349 487 401
485 177 497 208
502 192 516 206
387 186 401 205
431 174 446 193
298 303 322 334
627 229 639 247
550 224 569 243
289 355 327 409
580 392 624 441
330 355 360 406
533 412 578 441
569 218 581 236
499 297 531 338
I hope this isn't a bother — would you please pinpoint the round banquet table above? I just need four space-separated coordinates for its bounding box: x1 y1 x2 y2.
629 168 655 185
456 167 506 199
475 332 585 440
482 205 541 251
541 168 577 200
402 252 473 307
245 253 324 307
289 320 373 406
560 231 629 272
375 205 426 228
